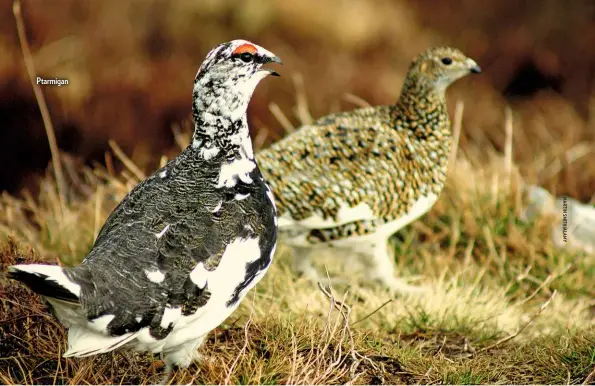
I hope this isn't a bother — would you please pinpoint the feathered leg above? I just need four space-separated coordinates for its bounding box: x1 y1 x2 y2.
291 246 348 286
355 237 426 295
161 335 207 384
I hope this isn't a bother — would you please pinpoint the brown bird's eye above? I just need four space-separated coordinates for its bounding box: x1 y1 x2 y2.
441 57 453 65
239 52 254 63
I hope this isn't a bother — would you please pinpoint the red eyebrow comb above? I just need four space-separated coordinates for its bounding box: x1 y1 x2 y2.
232 43 258 55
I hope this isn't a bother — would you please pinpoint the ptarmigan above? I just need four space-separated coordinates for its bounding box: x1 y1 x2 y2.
257 47 480 293
8 40 281 378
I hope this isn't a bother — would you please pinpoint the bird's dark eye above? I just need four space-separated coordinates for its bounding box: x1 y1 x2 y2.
239 52 254 63
441 57 453 65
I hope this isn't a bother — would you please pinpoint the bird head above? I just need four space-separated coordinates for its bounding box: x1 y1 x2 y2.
408 46 481 94
191 40 282 157
195 39 282 92
193 40 282 124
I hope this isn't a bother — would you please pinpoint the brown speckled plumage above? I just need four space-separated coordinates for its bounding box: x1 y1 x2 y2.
257 47 480 292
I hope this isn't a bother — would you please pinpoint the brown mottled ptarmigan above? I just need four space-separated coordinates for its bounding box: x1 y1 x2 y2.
257 47 480 294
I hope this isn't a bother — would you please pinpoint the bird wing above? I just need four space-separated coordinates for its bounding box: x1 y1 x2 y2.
258 105 398 230
67 157 273 345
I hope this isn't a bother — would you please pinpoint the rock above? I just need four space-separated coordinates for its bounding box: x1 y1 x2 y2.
522 185 595 254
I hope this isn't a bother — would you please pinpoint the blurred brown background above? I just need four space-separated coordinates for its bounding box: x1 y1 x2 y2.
1 0 594 200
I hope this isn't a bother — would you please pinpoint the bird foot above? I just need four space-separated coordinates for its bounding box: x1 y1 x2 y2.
295 266 349 287
159 367 174 385
372 276 428 296
192 352 215 366
151 359 166 373
149 358 174 385
158 351 210 385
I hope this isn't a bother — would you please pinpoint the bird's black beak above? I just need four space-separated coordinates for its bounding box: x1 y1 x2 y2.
268 56 283 65
261 68 281 77
465 58 481 74
262 55 283 76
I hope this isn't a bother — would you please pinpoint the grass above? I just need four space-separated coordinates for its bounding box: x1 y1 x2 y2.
1 95 594 384
0 2 593 382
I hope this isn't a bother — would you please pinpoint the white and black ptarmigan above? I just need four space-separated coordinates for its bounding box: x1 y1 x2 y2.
257 47 480 294
8 39 281 378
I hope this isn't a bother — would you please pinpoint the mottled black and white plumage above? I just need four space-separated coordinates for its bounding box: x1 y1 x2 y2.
8 39 280 377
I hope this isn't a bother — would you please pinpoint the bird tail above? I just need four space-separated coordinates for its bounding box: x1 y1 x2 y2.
8 263 139 357
7 263 81 304
64 325 138 358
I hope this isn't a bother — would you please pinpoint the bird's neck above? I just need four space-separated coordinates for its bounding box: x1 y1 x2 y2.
392 75 451 140
392 74 453 191
190 79 255 163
